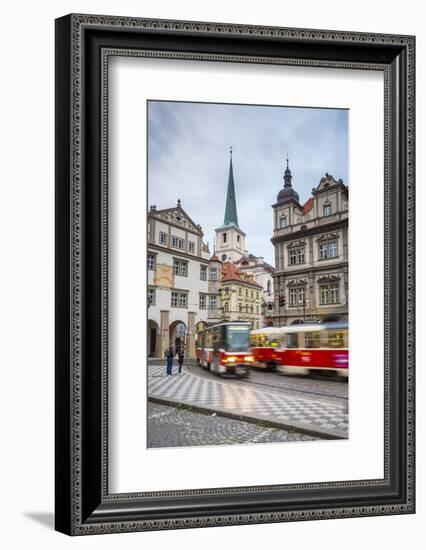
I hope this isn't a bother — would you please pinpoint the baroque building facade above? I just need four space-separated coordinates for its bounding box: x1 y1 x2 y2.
271 160 348 326
147 200 221 358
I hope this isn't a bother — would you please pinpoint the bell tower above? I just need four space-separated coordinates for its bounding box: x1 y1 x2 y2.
215 147 246 262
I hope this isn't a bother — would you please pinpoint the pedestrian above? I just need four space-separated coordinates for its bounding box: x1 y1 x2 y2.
177 344 185 374
164 344 174 375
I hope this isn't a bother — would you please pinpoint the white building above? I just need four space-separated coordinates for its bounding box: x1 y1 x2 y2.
147 200 212 358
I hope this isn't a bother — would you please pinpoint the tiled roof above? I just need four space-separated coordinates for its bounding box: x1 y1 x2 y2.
303 197 314 215
221 262 262 288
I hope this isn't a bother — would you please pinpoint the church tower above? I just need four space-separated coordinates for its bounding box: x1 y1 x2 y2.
215 148 246 262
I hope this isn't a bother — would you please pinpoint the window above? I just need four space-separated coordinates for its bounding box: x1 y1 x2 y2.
171 235 184 249
267 280 271 294
147 288 155 306
171 291 188 308
209 296 217 309
200 265 207 280
223 233 227 244
238 287 242 296
199 294 206 309
147 254 155 270
326 330 345 348
173 259 188 277
289 286 306 307
286 333 298 348
305 331 321 348
188 241 195 254
237 235 240 244
319 241 338 259
159 231 168 245
319 283 340 305
280 215 287 228
288 247 305 265
323 204 332 216
245 289 248 297
210 267 218 281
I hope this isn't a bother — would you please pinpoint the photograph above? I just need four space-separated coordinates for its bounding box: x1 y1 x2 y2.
147 100 349 448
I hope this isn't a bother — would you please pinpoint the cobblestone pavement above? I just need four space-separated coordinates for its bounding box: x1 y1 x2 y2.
148 359 348 438
148 402 320 448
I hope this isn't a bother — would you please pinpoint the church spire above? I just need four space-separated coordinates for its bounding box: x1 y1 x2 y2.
223 146 239 227
284 154 292 187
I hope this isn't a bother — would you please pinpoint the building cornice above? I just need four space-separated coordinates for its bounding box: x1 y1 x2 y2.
273 261 348 277
148 243 210 264
271 218 348 244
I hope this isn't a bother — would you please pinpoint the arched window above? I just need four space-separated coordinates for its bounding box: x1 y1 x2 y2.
267 280 271 294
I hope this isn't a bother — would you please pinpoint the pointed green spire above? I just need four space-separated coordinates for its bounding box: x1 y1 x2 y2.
223 146 239 228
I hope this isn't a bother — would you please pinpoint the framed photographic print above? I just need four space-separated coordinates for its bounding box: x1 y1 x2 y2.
55 14 415 535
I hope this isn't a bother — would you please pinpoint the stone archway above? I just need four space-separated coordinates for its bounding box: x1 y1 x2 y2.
147 319 160 357
169 320 186 352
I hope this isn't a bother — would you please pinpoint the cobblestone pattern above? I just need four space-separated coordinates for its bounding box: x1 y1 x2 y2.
148 402 319 448
148 362 348 438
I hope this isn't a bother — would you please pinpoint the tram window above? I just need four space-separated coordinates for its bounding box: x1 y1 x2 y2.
327 330 345 348
286 333 299 348
305 331 321 348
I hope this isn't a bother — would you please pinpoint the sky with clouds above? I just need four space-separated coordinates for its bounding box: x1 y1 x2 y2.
148 100 348 265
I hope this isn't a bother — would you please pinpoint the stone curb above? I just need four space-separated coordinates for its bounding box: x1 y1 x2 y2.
148 396 346 440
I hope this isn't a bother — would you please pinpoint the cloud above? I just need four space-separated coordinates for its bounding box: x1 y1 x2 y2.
148 101 348 264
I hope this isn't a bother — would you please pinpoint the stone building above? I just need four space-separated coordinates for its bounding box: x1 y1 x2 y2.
147 200 220 358
221 262 262 329
271 159 348 326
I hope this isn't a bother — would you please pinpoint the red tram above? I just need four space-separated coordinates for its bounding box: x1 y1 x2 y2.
250 322 348 378
196 322 253 377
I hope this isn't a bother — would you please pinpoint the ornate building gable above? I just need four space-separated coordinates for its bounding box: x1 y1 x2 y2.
313 172 346 194
149 200 204 236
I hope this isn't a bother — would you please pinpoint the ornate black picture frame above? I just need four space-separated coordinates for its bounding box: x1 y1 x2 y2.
55 14 415 535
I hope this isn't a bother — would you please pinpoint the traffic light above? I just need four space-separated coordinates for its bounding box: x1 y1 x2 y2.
279 295 286 307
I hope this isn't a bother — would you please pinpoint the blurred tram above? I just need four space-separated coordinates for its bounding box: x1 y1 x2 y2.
196 322 253 377
250 322 348 378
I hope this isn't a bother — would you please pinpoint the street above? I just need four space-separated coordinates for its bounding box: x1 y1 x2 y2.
147 358 348 447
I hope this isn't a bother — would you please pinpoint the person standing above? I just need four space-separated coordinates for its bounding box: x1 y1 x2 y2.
177 344 185 374
164 344 174 376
